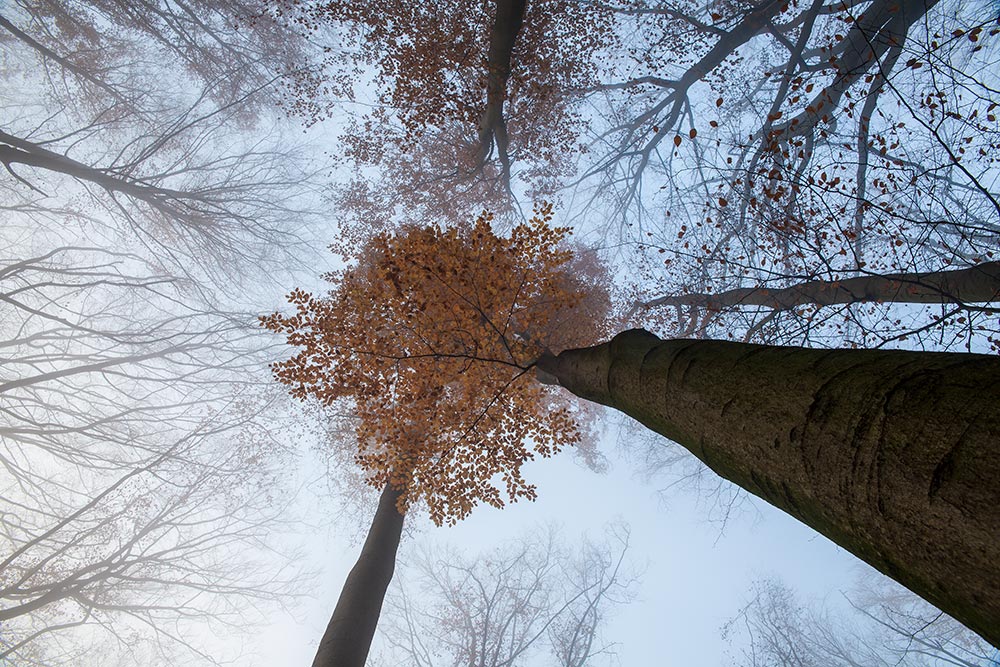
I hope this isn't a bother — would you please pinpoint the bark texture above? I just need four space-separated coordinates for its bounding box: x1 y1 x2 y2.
636 261 1000 313
311 483 405 667
537 329 1000 647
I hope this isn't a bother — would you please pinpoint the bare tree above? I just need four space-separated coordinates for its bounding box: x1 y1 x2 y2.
0 405 304 666
582 0 998 230
1 1 329 272
0 95 323 272
0 0 334 118
632 261 1000 315
372 523 636 667
573 0 1000 352
1 248 274 491
626 260 1000 350
0 2 331 663
0 245 309 664
724 576 995 666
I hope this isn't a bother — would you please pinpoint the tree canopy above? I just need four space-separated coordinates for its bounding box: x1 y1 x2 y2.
262 205 612 525
0 2 331 661
261 0 1000 658
7 0 1000 662
276 0 617 225
582 0 1000 351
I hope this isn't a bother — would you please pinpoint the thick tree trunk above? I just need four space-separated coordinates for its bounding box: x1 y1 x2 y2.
311 483 405 667
537 330 1000 647
635 261 1000 313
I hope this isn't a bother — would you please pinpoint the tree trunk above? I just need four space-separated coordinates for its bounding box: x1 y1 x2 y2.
537 329 1000 647
475 0 527 175
0 15 124 100
635 261 1000 313
311 483 405 667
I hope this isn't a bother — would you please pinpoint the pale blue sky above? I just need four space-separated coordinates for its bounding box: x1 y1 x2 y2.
249 414 863 666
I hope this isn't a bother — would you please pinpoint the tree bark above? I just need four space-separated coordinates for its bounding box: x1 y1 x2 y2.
475 0 527 176
311 483 405 667
635 261 1000 314
537 329 1000 647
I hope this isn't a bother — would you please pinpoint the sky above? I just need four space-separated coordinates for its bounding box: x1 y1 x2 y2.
247 414 865 667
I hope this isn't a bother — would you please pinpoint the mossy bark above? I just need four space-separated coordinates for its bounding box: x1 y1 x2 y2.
311 483 404 667
537 329 1000 647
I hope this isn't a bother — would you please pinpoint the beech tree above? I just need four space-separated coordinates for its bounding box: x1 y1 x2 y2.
277 0 616 226
263 207 611 524
250 0 1000 658
263 206 613 666
269 207 998 651
536 328 1000 647
724 577 996 666
10 0 996 662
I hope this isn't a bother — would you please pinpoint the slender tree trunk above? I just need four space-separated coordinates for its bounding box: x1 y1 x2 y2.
475 0 527 175
311 483 405 667
537 329 1000 647
634 261 1000 314
0 15 125 100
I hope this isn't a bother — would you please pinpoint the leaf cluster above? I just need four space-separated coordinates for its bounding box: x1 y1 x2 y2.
261 205 611 524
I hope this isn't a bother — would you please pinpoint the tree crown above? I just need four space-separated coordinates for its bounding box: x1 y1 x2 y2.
262 205 611 524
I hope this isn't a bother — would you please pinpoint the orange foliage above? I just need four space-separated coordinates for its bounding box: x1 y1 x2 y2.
261 205 611 525
276 0 616 225
294 0 612 149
